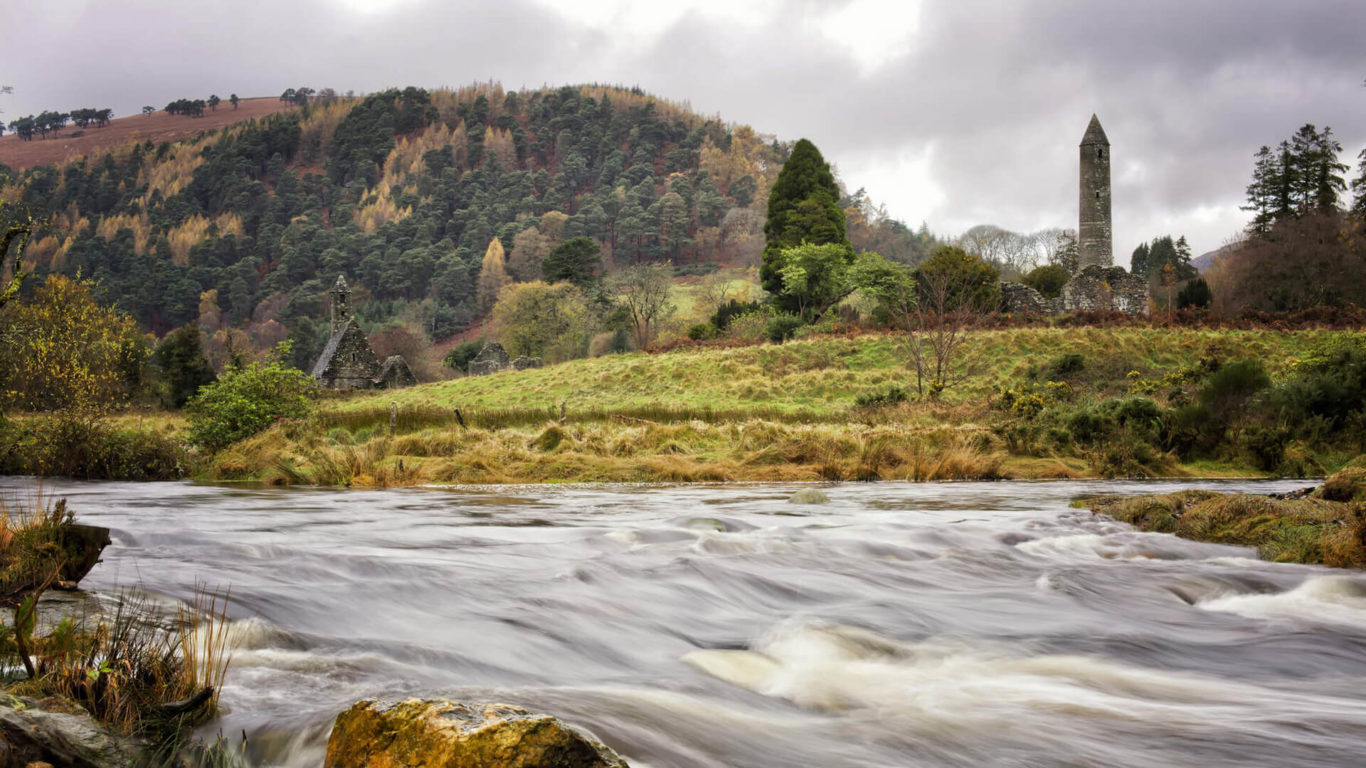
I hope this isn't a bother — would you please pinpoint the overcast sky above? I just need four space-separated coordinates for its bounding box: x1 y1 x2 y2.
4 0 1364 264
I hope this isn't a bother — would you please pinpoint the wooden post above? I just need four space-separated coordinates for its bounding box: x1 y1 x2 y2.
389 401 397 435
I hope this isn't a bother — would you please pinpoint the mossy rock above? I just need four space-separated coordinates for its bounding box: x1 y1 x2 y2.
324 698 629 768
789 489 831 505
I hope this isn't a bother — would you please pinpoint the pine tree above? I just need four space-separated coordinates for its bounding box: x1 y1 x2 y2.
1352 149 1366 221
1242 145 1278 236
475 237 510 315
1130 242 1151 277
760 138 849 307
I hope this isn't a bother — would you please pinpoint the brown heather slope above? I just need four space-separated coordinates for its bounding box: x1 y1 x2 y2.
0 98 298 170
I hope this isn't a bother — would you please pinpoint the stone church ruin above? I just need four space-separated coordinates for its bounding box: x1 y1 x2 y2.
311 276 417 390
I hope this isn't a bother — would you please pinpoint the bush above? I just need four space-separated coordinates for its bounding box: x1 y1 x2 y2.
186 344 318 453
1273 337 1366 435
711 299 761 331
0 415 186 480
1021 264 1070 300
1176 277 1212 309
1045 352 1086 379
766 313 804 343
687 323 720 341
854 386 908 409
1200 359 1270 418
442 339 484 373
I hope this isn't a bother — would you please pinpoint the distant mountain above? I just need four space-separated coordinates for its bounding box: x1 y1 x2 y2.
1192 241 1241 273
0 84 936 370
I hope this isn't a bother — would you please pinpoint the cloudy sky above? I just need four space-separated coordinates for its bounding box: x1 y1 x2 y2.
4 0 1364 264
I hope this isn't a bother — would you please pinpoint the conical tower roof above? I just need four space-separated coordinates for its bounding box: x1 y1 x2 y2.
332 274 350 293
1080 114 1109 146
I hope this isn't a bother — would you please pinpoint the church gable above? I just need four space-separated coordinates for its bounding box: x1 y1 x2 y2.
313 320 380 388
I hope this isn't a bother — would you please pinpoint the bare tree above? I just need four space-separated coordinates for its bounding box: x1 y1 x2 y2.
906 261 985 399
957 224 1040 278
608 264 676 349
0 206 34 311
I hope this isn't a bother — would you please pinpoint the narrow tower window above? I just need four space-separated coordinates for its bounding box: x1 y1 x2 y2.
1095 191 1101 199
1097 148 1103 159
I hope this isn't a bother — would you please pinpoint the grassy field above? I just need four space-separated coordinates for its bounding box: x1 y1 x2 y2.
198 326 1357 486
333 327 1335 414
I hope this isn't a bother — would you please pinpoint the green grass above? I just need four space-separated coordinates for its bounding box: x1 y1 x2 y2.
335 327 1348 416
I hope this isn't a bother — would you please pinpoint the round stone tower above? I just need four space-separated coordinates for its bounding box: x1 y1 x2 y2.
1078 114 1112 268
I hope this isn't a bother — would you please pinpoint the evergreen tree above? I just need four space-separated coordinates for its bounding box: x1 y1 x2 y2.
760 138 849 309
1130 242 1151 277
1353 149 1366 221
475 237 510 314
153 324 217 408
541 236 601 288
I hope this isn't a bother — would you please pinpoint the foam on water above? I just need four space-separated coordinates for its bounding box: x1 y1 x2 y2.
1199 575 1366 629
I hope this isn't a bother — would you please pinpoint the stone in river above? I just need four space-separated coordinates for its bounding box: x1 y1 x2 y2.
324 698 629 768
789 489 830 505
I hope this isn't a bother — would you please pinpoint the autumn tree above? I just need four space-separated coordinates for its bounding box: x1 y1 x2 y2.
475 237 511 314
761 139 850 309
491 281 589 362
0 275 145 413
607 264 675 349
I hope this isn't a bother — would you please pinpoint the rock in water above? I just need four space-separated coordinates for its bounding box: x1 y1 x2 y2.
324 699 629 768
789 489 830 505
0 699 136 767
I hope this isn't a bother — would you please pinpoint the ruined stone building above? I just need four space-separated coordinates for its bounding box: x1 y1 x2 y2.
311 276 417 389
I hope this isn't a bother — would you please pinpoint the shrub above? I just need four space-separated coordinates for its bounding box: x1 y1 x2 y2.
1200 359 1270 419
687 323 720 341
1273 337 1366 435
766 313 804 343
1021 264 1070 300
1176 277 1212 309
1045 353 1086 379
442 339 484 373
854 386 908 409
711 299 761 331
186 343 318 453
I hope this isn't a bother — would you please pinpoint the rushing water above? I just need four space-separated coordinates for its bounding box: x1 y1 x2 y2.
6 477 1366 767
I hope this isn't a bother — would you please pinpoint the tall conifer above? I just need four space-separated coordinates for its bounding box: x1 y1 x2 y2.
760 139 850 307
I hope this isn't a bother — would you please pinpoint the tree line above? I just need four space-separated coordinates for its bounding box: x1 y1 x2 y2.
4 107 112 140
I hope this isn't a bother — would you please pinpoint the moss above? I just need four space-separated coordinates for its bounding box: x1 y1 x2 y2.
1088 489 1366 569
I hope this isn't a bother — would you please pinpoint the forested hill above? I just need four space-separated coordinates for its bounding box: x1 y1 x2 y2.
0 84 934 369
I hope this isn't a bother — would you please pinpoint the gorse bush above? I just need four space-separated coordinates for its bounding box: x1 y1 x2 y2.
854 386 908 409
186 343 318 452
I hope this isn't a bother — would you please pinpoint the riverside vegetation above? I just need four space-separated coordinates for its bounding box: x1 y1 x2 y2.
0 494 237 766
5 325 1358 488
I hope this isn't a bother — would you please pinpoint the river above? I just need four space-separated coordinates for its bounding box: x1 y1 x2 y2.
6 477 1366 767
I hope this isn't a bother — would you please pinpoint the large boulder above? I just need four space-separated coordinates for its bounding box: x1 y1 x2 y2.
0 699 136 768
324 699 629 768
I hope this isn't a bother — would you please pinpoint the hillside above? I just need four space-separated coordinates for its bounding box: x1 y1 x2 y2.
0 97 296 171
0 83 936 375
